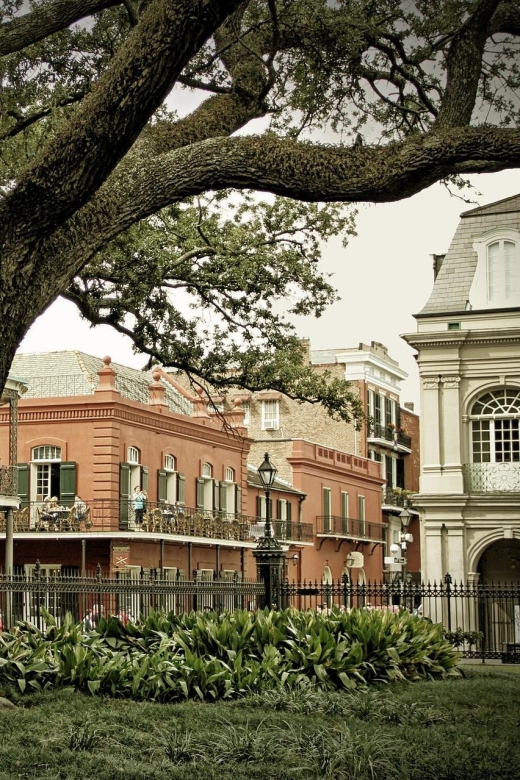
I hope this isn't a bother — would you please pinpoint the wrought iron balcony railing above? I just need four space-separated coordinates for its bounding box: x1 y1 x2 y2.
0 499 313 544
463 462 520 493
316 515 386 543
0 465 18 497
368 423 412 450
383 489 416 508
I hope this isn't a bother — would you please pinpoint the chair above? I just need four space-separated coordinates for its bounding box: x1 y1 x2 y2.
13 506 30 531
82 505 92 530
60 506 77 532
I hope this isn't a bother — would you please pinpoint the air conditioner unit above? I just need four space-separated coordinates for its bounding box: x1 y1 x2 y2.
263 420 278 430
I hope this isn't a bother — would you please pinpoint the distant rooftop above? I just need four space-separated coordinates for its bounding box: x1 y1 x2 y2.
11 351 193 416
418 193 520 316
310 341 400 369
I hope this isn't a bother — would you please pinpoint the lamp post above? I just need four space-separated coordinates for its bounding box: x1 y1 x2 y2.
253 453 285 610
257 452 277 538
399 506 412 580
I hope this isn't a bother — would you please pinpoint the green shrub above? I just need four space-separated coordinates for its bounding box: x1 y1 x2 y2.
0 607 460 701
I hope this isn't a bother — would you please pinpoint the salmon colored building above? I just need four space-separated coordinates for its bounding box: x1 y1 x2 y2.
0 352 263 583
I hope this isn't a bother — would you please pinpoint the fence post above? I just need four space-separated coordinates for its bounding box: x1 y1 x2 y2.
252 540 284 610
96 563 102 623
444 572 452 631
34 559 41 630
342 572 350 610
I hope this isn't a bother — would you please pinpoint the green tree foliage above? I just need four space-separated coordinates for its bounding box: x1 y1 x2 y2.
1 0 519 409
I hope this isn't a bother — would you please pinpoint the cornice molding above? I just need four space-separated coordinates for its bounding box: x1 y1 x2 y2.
1 405 246 449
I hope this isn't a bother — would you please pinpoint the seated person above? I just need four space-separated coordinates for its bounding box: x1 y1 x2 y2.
74 495 87 520
43 495 60 520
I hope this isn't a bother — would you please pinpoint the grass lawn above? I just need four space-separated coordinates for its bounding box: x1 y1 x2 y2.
1 666 519 780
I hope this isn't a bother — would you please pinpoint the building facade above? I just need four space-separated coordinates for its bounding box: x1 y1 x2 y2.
403 194 520 585
219 340 419 584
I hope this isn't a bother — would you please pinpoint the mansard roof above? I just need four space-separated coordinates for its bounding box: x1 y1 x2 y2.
418 193 520 317
11 351 193 416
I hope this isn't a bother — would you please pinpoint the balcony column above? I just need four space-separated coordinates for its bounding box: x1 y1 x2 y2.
7 392 18 468
4 508 14 628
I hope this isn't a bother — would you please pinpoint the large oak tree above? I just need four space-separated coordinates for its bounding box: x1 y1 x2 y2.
1 0 519 417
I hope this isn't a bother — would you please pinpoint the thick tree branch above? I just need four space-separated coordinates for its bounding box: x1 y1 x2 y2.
0 0 241 254
435 0 502 128
0 0 122 56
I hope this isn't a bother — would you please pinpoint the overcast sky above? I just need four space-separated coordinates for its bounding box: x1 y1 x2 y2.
18 168 518 411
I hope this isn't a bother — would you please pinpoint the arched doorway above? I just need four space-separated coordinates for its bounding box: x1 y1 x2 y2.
477 539 520 583
477 539 520 655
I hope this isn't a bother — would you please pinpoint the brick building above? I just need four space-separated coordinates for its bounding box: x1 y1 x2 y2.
207 340 420 584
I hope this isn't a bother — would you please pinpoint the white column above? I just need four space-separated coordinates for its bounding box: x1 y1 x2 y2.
420 377 441 493
439 376 464 493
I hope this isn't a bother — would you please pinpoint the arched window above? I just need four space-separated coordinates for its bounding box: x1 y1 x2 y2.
487 240 517 303
471 389 520 464
31 446 62 502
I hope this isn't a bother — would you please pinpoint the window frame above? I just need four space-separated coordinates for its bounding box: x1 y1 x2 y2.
261 399 280 430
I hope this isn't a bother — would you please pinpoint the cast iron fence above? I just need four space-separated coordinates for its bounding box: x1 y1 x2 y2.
0 566 264 630
1 570 519 662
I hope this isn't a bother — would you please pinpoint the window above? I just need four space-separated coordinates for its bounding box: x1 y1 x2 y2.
358 495 366 536
126 447 142 498
261 400 279 430
161 454 177 503
323 487 332 533
32 446 61 461
197 463 214 513
471 389 520 464
164 454 176 471
241 402 250 426
471 231 520 309
487 240 516 303
127 447 140 464
341 491 349 534
222 467 237 515
30 446 62 504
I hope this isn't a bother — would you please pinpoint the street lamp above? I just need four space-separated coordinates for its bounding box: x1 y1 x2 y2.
257 452 277 538
399 507 413 580
253 453 285 610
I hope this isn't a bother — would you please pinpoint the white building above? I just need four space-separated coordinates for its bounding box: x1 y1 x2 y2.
403 194 520 584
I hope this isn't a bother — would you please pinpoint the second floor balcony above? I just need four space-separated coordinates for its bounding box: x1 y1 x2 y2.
0 499 314 545
368 423 412 451
463 462 520 493
316 515 386 544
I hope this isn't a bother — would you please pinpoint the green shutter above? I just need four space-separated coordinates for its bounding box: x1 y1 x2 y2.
17 463 29 508
196 477 204 509
59 462 76 506
213 480 220 511
157 470 167 503
286 501 292 521
256 495 262 519
120 463 131 529
141 466 149 493
219 482 227 512
235 484 241 516
177 473 185 504
276 499 282 519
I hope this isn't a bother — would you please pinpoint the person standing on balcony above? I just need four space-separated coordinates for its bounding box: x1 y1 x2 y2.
133 486 145 529
74 495 87 521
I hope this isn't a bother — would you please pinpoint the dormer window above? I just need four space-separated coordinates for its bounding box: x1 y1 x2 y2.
487 240 516 303
471 230 520 309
